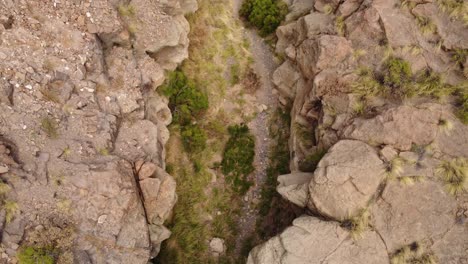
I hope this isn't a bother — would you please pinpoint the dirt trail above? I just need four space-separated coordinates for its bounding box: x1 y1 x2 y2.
231 0 280 254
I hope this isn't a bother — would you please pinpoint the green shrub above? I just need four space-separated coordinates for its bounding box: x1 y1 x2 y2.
161 71 208 126
383 57 412 89
17 246 55 264
221 124 255 194
181 125 207 154
240 0 288 36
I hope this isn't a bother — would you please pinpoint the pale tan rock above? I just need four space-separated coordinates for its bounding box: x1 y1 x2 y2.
277 172 313 207
308 140 385 220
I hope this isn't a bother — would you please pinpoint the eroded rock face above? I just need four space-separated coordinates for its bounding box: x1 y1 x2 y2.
0 0 194 262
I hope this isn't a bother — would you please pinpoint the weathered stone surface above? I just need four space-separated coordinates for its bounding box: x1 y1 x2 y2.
344 104 468 153
114 120 159 162
308 140 384 220
372 180 457 252
272 61 300 99
247 216 388 264
285 0 314 22
277 172 313 207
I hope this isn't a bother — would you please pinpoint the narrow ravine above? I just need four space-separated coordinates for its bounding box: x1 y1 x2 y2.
231 0 280 254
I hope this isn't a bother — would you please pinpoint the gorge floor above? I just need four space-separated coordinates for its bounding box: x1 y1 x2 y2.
231 0 280 255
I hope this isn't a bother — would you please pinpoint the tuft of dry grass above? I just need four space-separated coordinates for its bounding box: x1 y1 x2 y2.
342 208 371 239
436 157 467 195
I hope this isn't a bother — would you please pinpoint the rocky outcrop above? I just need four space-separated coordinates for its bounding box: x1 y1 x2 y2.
0 0 196 262
251 0 468 262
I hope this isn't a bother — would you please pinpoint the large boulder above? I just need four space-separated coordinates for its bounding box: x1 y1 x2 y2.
308 140 385 220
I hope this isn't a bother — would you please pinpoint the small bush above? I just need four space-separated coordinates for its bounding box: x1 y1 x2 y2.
17 246 55 264
436 157 467 195
181 125 207 154
221 124 255 194
161 70 208 126
240 0 288 36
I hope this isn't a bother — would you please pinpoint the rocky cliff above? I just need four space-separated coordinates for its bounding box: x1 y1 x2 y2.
0 0 196 262
249 0 467 263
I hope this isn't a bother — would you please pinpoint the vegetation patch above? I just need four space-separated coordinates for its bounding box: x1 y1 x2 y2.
352 57 467 122
435 0 468 25
181 124 208 154
161 70 209 126
18 225 75 264
221 124 255 195
436 157 467 195
17 246 55 264
240 0 288 36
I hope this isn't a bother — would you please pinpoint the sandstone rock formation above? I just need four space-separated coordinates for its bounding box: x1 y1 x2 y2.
0 0 196 262
250 0 468 262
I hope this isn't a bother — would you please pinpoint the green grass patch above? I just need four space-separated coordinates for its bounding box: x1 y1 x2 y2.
181 125 207 154
221 124 255 195
240 0 288 36
17 246 55 264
